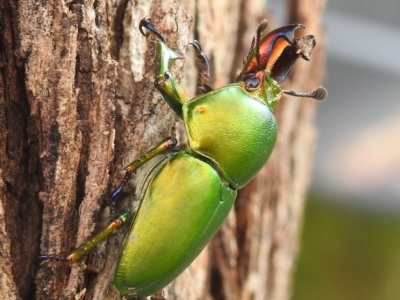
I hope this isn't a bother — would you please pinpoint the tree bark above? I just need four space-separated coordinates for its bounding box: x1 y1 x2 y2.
0 0 325 299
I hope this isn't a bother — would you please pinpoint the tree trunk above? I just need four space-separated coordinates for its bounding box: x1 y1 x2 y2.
0 0 325 299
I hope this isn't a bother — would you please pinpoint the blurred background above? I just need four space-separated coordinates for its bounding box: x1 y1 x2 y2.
269 0 400 299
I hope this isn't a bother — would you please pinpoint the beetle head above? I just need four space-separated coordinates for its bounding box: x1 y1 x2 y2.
237 21 316 84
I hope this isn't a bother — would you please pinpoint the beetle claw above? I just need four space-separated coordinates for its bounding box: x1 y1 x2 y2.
139 17 166 43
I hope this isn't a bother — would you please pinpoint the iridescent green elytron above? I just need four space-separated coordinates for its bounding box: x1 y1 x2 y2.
39 17 326 297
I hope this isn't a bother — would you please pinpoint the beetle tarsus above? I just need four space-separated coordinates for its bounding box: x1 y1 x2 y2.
283 86 327 101
199 84 213 94
38 254 70 263
107 174 131 205
190 40 213 94
255 19 269 69
139 17 166 43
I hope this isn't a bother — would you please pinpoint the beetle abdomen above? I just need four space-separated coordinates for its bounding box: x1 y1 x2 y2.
114 151 236 297
183 84 277 189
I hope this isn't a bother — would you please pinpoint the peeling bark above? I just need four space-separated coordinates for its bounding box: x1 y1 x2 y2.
0 0 325 299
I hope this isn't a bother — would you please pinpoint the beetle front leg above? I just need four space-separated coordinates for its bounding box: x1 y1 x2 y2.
139 17 189 118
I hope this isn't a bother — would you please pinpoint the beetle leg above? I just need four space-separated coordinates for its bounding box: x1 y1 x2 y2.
153 39 189 118
190 40 213 94
38 138 178 264
39 210 131 263
109 137 177 203
139 17 189 118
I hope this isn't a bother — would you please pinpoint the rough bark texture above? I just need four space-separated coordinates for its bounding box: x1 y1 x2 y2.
0 0 325 299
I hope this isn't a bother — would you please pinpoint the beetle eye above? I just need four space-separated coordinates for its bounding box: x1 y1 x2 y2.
242 74 260 89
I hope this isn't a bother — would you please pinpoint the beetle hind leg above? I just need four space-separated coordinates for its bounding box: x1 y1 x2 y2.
38 138 178 265
39 210 131 263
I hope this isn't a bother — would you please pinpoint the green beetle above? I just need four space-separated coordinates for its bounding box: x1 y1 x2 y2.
39 17 326 297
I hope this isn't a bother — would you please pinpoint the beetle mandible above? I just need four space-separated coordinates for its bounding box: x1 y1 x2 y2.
39 17 327 297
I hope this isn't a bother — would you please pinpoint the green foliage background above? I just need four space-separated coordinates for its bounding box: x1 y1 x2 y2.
292 196 400 300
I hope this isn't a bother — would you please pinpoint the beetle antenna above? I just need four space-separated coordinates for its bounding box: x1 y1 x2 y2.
255 19 268 70
283 86 327 101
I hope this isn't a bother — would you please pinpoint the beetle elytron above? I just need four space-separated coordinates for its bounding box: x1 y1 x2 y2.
40 17 326 297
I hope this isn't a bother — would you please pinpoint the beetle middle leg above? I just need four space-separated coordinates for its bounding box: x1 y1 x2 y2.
109 136 177 203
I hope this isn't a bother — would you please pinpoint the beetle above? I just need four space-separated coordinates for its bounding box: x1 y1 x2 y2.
39 17 326 297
